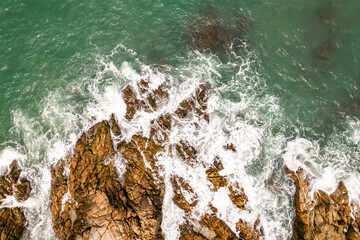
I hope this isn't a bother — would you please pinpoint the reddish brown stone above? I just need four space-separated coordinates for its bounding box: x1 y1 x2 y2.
228 183 248 210
171 176 198 213
285 166 360 240
0 160 31 240
206 159 227 191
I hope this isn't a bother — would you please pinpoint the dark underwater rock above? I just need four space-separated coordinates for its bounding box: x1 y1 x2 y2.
314 36 335 61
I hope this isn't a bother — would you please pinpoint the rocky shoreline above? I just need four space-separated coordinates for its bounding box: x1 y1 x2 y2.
1 78 360 239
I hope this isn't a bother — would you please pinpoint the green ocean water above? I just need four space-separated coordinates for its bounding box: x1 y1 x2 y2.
1 0 360 239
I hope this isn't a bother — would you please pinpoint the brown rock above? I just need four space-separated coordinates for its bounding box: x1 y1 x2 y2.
171 176 198 213
224 143 237 152
0 207 27 240
179 222 207 240
122 85 139 121
175 140 197 164
51 119 164 240
175 84 210 122
206 158 227 191
285 166 359 240
122 80 169 121
0 160 32 240
228 183 248 210
150 113 172 144
236 218 261 240
109 113 121 136
201 213 238 240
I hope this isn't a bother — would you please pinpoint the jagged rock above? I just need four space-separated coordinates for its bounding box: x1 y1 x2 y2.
224 143 237 152
228 183 248 210
122 85 139 121
201 213 238 240
175 140 197 164
150 113 172 144
51 120 164 240
122 79 169 121
171 176 198 213
109 113 121 136
51 79 262 240
179 223 207 240
285 166 360 240
206 158 227 191
0 160 31 240
175 84 210 122
236 218 261 240
0 207 27 240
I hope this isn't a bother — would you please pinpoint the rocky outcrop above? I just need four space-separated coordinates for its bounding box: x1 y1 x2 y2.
122 79 169 121
0 160 32 240
285 166 360 240
51 78 261 239
51 120 165 240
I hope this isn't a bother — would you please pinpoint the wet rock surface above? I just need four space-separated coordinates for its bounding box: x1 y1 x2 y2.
285 166 360 240
51 120 165 240
51 78 259 239
206 158 228 191
0 161 32 240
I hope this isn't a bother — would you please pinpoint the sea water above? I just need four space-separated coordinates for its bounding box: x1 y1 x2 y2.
1 0 360 239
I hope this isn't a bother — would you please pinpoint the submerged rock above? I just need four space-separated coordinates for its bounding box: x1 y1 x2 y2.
314 36 335 61
285 166 360 240
0 160 32 240
312 2 336 62
191 19 232 52
188 8 251 53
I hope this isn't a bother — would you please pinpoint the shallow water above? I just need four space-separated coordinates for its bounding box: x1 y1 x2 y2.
1 0 360 239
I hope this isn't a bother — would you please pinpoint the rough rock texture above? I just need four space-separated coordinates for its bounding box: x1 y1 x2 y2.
201 212 238 240
171 176 198 214
122 79 169 121
228 183 248 210
51 78 260 239
0 160 32 240
175 84 210 122
285 166 360 240
179 223 207 240
206 159 227 191
51 121 164 240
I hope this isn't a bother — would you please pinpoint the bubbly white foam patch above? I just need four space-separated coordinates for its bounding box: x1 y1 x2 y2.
0 148 26 176
283 138 320 174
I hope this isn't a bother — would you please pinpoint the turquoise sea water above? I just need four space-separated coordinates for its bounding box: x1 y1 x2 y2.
1 0 360 239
